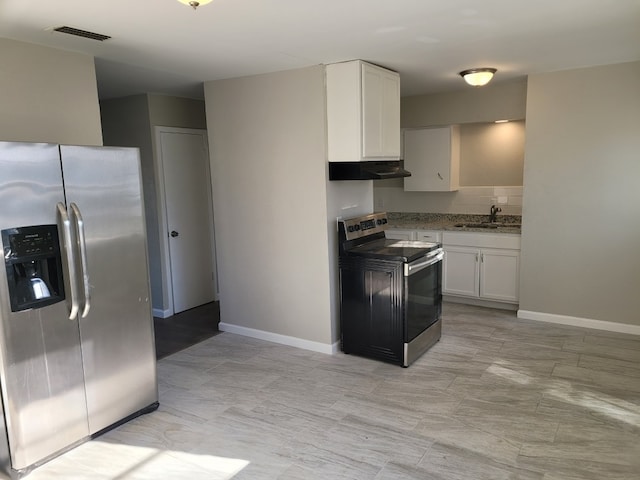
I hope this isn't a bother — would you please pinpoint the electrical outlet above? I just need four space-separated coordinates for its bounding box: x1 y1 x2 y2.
497 196 508 205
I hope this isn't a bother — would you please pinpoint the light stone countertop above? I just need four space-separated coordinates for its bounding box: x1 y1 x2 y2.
386 212 522 234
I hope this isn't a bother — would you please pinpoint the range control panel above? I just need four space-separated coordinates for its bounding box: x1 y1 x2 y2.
339 212 388 241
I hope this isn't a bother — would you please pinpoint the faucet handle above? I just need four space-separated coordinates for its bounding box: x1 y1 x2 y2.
489 204 502 222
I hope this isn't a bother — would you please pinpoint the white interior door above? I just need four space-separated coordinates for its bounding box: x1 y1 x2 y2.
158 128 216 314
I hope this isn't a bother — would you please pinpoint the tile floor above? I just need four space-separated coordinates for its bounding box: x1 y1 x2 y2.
28 303 640 479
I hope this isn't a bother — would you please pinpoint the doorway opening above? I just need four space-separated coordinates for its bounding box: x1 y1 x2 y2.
153 302 220 359
155 126 218 317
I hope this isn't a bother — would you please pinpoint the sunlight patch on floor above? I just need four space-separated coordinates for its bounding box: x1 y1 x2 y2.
486 362 533 385
546 384 640 427
487 360 640 428
27 440 249 480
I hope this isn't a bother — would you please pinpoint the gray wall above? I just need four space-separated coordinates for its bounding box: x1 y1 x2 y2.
519 61 640 327
100 94 207 312
0 38 102 145
205 66 335 346
401 78 527 127
148 95 207 129
459 121 525 186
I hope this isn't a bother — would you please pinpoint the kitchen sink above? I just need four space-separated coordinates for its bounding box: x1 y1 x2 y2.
454 222 521 229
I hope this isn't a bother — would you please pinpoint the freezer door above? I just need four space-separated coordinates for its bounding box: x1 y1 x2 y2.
60 145 158 435
0 142 89 471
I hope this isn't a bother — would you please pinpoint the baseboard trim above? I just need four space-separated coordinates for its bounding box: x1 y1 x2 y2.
152 308 172 319
218 322 339 354
517 310 640 336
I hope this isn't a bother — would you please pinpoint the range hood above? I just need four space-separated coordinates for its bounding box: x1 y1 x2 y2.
329 161 411 181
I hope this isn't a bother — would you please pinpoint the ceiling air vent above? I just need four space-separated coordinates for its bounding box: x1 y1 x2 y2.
53 26 111 42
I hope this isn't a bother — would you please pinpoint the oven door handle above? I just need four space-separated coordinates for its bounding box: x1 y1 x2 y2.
405 250 444 276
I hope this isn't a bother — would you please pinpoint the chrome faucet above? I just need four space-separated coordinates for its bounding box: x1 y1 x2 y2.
489 204 502 223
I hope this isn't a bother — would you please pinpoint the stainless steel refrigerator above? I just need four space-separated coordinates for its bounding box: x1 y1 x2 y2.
0 142 158 478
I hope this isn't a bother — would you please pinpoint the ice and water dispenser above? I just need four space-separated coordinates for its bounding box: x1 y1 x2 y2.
2 225 65 312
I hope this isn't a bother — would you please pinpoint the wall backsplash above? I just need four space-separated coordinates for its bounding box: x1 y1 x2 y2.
374 184 523 216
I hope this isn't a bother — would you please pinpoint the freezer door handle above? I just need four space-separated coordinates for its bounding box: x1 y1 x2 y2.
57 202 80 319
70 203 91 318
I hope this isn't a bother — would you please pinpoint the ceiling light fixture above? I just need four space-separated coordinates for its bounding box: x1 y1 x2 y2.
459 68 497 87
177 0 213 9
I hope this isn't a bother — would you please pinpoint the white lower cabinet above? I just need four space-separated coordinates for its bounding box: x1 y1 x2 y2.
385 229 520 304
442 246 479 297
443 232 520 304
479 249 520 302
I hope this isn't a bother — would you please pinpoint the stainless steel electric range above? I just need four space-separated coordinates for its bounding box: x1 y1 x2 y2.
338 212 443 367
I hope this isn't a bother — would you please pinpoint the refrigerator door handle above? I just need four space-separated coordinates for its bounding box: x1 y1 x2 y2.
70 203 91 318
56 202 80 319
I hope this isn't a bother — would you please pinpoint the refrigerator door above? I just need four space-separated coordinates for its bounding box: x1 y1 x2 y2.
0 142 89 471
60 145 158 435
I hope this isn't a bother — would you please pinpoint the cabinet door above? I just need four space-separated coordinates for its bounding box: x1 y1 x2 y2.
362 63 400 159
480 249 520 302
327 60 400 161
385 229 415 241
404 127 460 192
443 246 479 297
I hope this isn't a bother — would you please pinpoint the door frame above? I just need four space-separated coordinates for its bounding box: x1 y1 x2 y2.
153 126 218 318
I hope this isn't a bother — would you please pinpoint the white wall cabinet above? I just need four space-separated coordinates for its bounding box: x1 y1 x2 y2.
403 126 460 191
443 232 520 304
326 60 400 161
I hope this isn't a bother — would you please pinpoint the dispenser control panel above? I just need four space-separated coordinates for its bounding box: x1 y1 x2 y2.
2 225 65 312
5 229 56 259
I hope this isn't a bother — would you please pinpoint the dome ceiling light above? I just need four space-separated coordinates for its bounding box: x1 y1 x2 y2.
459 68 497 87
177 0 214 9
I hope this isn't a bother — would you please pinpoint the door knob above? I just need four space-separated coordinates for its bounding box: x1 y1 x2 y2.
170 230 179 237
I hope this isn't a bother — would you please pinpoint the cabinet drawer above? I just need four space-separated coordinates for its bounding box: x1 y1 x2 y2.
415 230 442 243
443 231 521 249
385 229 416 241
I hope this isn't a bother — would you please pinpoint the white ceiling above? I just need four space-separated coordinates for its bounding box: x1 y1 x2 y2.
1 0 639 100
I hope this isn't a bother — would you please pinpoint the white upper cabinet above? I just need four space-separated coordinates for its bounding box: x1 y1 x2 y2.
403 126 460 191
326 60 401 161
361 63 401 158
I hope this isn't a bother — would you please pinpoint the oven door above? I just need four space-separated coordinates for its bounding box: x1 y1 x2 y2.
404 249 444 344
